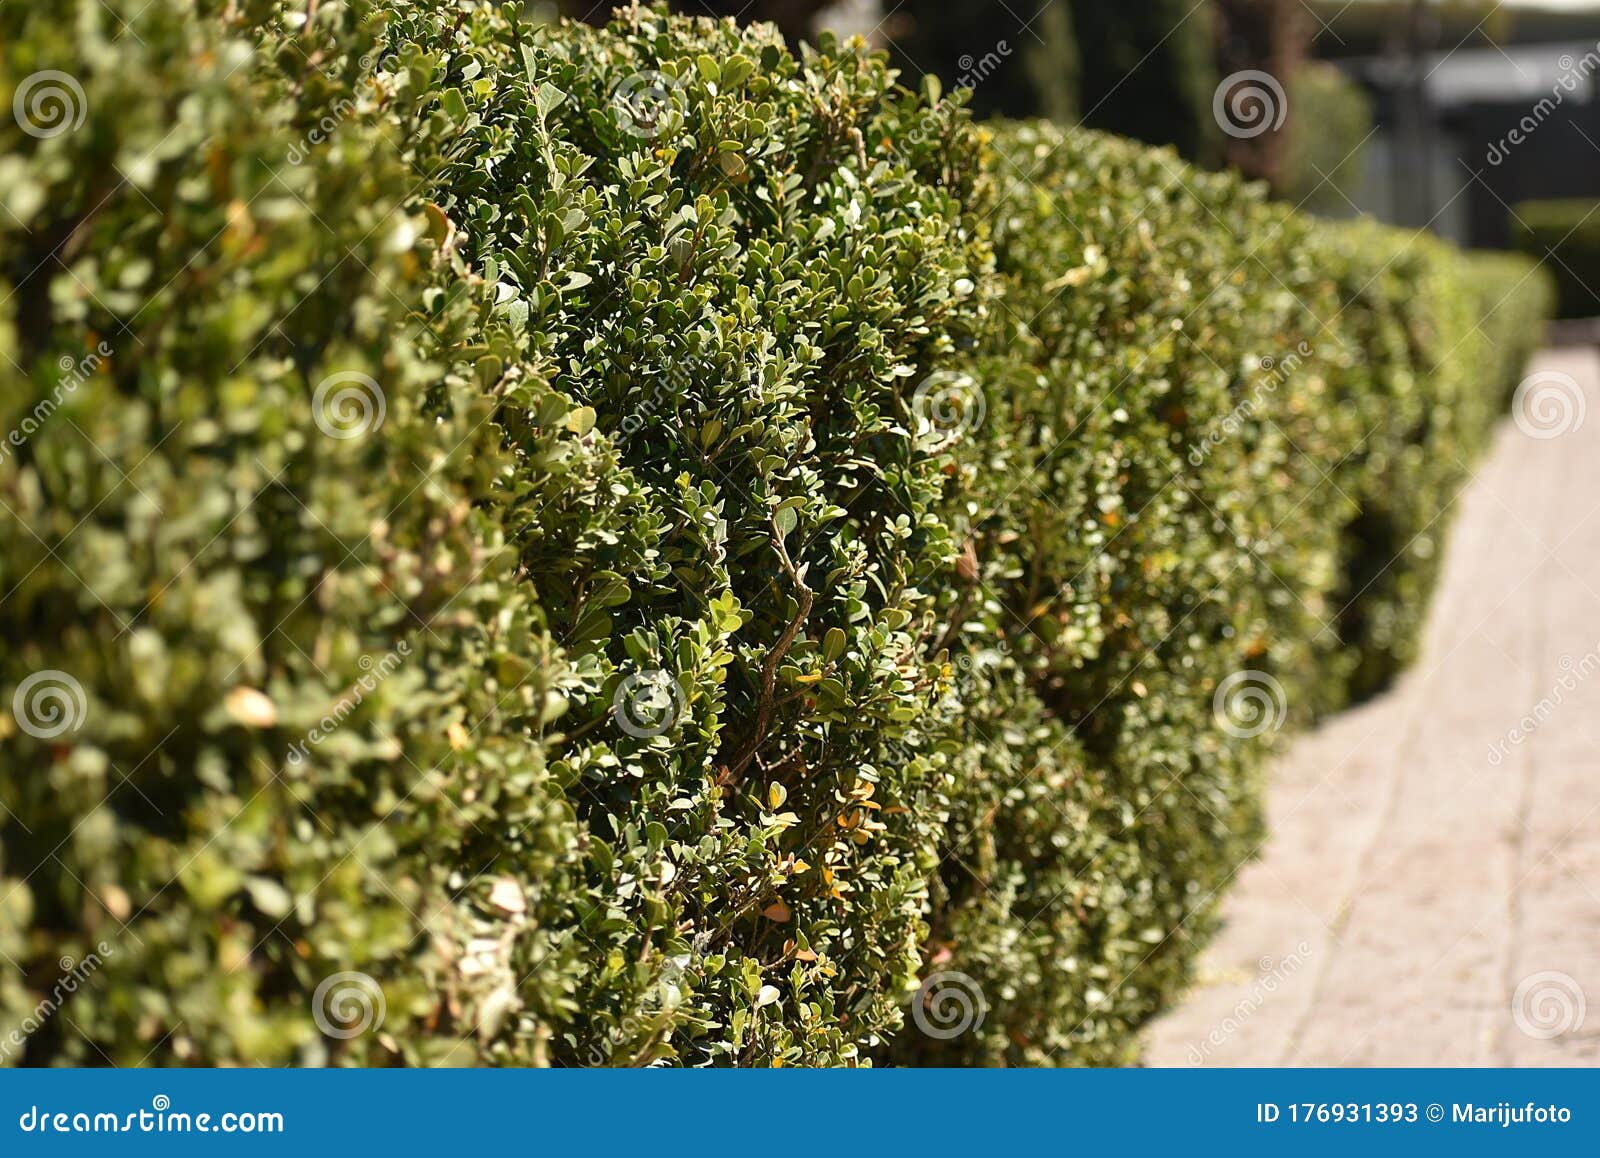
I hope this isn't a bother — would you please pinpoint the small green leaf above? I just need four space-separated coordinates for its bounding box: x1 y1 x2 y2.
535 81 567 117
439 87 468 122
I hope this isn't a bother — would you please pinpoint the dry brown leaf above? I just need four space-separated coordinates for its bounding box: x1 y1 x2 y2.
225 686 277 729
488 877 526 916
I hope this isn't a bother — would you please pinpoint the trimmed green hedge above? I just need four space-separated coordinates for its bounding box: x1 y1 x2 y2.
379 0 995 1066
890 126 1551 1064
0 0 585 1065
0 1 1551 1067
1513 199 1600 320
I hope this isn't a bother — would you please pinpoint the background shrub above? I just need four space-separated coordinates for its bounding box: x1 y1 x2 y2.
1513 199 1600 320
1282 62 1373 218
0 1 1552 1068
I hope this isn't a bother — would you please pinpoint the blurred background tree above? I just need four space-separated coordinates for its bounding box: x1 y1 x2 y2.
885 1 1220 163
1072 0 1221 166
1283 61 1375 216
1213 0 1305 189
884 0 1079 122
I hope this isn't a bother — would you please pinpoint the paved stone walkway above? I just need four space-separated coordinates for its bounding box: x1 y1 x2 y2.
1144 347 1600 1067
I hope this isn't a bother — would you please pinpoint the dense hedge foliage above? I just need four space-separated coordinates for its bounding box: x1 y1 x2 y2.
377 0 997 1066
0 0 592 1065
0 1 1550 1067
890 127 1550 1064
1514 199 1600 320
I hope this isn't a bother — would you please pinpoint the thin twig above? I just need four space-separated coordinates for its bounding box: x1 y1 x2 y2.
726 511 813 779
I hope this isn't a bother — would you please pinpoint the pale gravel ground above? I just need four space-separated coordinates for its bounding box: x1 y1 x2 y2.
1142 346 1600 1068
